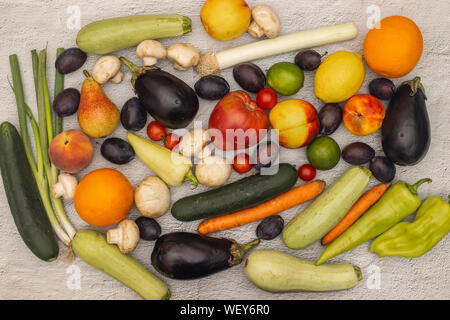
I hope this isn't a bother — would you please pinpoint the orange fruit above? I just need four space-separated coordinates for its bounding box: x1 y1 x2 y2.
364 16 423 78
75 168 134 227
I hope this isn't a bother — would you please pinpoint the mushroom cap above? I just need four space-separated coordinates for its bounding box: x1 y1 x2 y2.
136 40 167 59
167 43 200 69
252 4 281 39
92 55 122 84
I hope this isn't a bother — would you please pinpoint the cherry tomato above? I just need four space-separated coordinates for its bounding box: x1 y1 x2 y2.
256 88 278 110
233 153 252 174
147 121 166 141
298 164 316 181
164 133 180 150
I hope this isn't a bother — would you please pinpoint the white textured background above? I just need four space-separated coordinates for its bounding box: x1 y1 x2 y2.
0 0 449 300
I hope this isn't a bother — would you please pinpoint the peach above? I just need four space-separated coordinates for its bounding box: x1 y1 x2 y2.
49 130 94 173
200 0 251 41
343 94 386 136
269 99 319 149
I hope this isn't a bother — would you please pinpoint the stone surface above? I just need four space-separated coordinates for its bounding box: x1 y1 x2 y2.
0 0 449 300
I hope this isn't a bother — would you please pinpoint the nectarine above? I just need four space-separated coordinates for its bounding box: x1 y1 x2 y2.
343 94 385 136
200 0 251 41
49 130 94 173
269 99 319 149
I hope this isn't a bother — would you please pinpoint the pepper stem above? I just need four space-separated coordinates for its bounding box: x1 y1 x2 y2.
448 195 450 204
184 169 198 190
228 239 260 267
406 178 432 195
402 76 427 100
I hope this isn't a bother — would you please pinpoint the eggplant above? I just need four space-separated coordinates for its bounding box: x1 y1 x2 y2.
120 57 199 129
381 77 430 166
151 232 259 280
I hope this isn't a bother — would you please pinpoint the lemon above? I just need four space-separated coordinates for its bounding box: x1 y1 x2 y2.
314 51 366 103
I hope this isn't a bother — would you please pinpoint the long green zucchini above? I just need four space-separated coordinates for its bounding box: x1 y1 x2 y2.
0 122 58 261
72 229 170 300
171 163 298 222
77 14 192 54
283 166 371 249
244 250 362 292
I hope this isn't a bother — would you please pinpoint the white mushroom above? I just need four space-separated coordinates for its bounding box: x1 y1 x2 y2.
248 5 281 39
134 176 170 218
136 40 167 67
248 21 265 38
167 43 200 71
195 155 232 187
92 55 123 84
51 173 78 201
178 129 210 158
107 220 140 254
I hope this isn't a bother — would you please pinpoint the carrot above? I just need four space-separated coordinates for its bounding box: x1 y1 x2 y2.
197 180 326 235
321 183 391 245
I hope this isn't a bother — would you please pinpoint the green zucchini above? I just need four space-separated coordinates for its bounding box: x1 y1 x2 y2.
0 122 58 261
72 229 170 300
244 250 362 292
171 163 298 222
77 14 192 54
283 166 371 249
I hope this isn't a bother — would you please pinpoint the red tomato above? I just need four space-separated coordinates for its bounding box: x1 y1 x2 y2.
298 164 316 181
147 121 166 141
164 133 180 150
208 91 269 150
256 88 278 110
233 153 252 174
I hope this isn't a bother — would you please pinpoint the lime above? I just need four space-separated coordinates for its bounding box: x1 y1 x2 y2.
314 51 366 103
307 136 341 170
267 62 304 96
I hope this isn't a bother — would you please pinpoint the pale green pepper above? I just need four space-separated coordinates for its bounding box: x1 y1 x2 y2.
370 195 450 258
316 178 431 265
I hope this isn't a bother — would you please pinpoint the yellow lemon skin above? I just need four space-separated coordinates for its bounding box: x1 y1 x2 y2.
314 51 366 103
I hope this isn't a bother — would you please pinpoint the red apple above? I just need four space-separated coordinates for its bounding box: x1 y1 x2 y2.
49 130 94 173
208 91 269 150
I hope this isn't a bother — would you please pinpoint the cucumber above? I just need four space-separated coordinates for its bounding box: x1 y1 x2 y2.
72 229 170 300
244 250 362 292
171 163 298 222
77 14 192 54
283 166 371 249
0 122 58 261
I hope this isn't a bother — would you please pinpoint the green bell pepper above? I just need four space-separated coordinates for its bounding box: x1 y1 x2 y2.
370 195 450 258
316 178 431 265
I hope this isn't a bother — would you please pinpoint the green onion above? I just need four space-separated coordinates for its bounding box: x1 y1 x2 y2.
9 54 71 245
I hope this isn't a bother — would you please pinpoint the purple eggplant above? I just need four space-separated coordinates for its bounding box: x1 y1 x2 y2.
381 77 430 166
151 232 259 280
120 57 199 129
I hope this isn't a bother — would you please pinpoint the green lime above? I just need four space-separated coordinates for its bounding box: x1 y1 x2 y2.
267 62 304 96
307 136 341 170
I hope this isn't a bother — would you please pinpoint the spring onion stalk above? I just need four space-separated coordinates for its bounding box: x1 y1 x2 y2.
195 22 358 76
35 49 77 240
8 54 71 245
54 48 64 136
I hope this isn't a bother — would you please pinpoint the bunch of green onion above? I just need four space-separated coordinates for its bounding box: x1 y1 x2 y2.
9 49 76 246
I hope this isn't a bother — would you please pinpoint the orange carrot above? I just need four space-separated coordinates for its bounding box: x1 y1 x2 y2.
321 183 391 245
197 180 326 235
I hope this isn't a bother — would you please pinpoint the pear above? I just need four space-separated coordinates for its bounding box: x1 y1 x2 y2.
78 71 120 138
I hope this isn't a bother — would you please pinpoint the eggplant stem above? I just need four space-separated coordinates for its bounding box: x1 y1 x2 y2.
407 178 432 196
403 76 427 100
228 239 260 267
